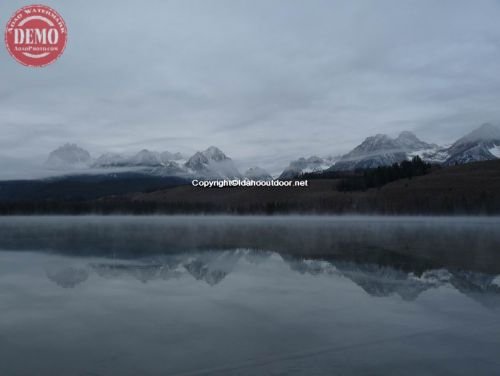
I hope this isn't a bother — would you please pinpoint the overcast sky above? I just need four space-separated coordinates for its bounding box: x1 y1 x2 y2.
1 0 500 175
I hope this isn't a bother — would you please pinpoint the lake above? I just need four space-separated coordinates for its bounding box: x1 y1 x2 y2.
1 216 500 375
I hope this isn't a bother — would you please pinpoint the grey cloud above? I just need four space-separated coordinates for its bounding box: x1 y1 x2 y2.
1 0 500 176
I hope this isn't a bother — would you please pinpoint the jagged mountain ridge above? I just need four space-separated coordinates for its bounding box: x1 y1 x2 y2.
46 145 247 179
280 132 438 177
42 123 500 180
184 146 242 179
283 125 500 177
331 132 437 172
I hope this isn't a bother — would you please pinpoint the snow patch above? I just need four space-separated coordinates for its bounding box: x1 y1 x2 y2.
489 145 500 158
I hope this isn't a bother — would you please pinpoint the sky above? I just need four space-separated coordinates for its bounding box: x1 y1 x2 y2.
1 0 500 176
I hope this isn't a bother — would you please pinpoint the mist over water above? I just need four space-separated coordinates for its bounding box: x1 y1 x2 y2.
0 215 499 272
1 216 500 375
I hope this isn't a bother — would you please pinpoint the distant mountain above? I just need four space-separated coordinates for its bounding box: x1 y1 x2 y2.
327 131 447 172
128 149 163 167
407 147 450 164
244 167 272 180
37 124 500 181
279 156 337 179
276 132 444 177
91 146 241 179
92 150 185 168
395 131 436 151
445 123 500 165
46 266 89 288
331 134 408 171
92 152 128 168
279 132 441 176
184 146 241 179
45 143 91 169
396 131 449 164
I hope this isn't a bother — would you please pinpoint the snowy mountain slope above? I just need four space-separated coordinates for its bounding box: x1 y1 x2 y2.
184 146 241 179
330 132 441 171
444 123 500 165
93 150 185 168
40 124 500 181
408 147 450 164
346 134 403 157
331 134 408 171
279 156 337 179
48 144 239 179
490 145 500 158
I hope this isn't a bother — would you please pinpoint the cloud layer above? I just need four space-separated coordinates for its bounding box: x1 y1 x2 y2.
2 0 500 175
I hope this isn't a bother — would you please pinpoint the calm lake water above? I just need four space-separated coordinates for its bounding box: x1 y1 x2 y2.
1 216 500 375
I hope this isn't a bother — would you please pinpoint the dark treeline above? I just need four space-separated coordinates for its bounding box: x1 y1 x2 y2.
0 174 188 202
337 156 432 192
0 187 499 215
301 156 433 191
0 159 499 215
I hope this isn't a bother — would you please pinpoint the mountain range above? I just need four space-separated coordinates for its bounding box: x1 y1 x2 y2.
43 123 500 180
46 145 249 180
280 123 500 178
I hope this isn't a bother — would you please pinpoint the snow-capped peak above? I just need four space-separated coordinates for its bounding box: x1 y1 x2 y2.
185 147 241 179
345 134 402 159
202 146 229 162
185 152 209 170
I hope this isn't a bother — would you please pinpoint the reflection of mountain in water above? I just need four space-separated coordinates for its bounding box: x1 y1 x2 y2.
92 263 166 283
288 258 500 306
89 250 261 286
286 258 436 301
46 267 89 288
448 271 500 308
45 251 500 306
332 263 434 301
183 260 227 286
